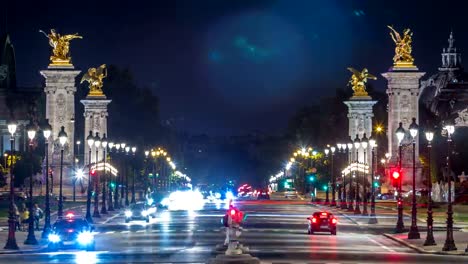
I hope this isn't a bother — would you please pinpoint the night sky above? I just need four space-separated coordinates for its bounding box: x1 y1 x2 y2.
5 0 468 136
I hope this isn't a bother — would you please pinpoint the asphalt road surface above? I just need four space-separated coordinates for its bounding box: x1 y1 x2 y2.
0 198 466 263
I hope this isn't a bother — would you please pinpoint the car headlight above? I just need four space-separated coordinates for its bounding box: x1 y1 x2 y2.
125 210 133 217
48 234 61 243
141 210 148 217
77 232 94 245
148 207 156 214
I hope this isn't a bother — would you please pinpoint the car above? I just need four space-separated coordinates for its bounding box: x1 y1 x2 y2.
257 190 270 200
377 192 395 200
125 202 152 223
47 213 95 251
307 211 337 235
284 188 298 198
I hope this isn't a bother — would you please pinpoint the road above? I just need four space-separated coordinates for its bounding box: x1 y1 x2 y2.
0 197 466 263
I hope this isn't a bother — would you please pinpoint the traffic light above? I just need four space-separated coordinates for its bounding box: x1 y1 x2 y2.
110 182 116 188
323 185 328 191
392 171 400 180
91 169 96 176
308 175 315 182
391 170 401 187
374 182 379 188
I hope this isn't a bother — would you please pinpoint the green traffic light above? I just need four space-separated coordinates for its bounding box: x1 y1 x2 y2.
374 182 379 187
308 176 315 182
323 185 328 191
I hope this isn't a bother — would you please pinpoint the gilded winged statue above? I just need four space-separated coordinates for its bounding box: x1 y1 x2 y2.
40 29 82 65
347 67 377 97
388 25 414 66
81 64 107 97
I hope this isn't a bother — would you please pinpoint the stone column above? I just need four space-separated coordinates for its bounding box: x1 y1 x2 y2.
382 67 425 186
41 66 80 188
344 96 377 165
81 97 111 166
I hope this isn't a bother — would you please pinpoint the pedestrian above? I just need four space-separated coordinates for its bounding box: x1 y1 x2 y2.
20 207 30 231
13 204 20 231
33 203 43 230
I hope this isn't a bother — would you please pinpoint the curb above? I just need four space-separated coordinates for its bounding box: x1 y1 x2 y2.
0 245 47 255
382 233 467 256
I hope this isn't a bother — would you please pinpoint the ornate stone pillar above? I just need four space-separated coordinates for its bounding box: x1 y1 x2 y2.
382 67 425 186
81 98 111 166
41 66 80 187
344 96 377 165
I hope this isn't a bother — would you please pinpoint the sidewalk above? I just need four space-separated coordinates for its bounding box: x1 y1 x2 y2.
384 231 468 255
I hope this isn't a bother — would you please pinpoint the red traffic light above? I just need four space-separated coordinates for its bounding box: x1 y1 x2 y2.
91 169 96 176
392 171 400 180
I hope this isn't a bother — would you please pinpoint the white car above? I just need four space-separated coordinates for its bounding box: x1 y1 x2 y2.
284 188 298 198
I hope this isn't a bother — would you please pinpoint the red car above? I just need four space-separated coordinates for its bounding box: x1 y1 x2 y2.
307 212 337 235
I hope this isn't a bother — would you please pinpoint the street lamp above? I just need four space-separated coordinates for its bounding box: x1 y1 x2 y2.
85 131 94 223
340 143 348 209
131 146 137 204
93 133 101 218
24 122 38 245
408 118 420 239
442 123 457 251
369 137 378 224
101 134 108 214
107 141 114 212
125 146 130 206
424 129 436 246
330 146 336 207
57 126 67 220
361 134 369 216
41 120 52 239
324 148 330 205
353 134 361 215
347 142 354 212
395 122 405 233
4 120 18 250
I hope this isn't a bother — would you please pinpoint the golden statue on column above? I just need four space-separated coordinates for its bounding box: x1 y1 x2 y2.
40 29 82 66
347 67 377 97
388 25 415 67
81 64 108 97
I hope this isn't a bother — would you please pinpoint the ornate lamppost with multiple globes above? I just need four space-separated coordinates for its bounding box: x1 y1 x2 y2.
57 126 68 219
347 142 354 212
339 143 348 209
107 141 115 211
368 137 378 224
24 122 38 245
101 134 108 214
395 122 405 233
125 146 130 206
41 120 52 238
353 135 361 215
93 133 101 218
4 120 18 250
442 123 457 251
85 131 94 223
131 146 137 204
330 146 336 207
408 118 420 239
423 129 436 246
324 148 330 205
361 134 369 216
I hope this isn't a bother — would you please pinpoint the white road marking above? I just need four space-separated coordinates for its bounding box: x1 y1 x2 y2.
105 231 115 234
367 236 395 252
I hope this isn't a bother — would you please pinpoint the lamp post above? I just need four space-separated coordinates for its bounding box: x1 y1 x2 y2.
368 137 378 224
395 122 405 233
120 143 126 208
347 142 354 212
353 135 361 215
324 148 330 205
423 129 436 246
41 120 52 238
408 118 420 239
93 133 101 218
125 146 130 206
56 126 67 220
131 146 136 204
340 143 348 209
330 146 336 207
24 122 38 245
114 143 121 209
76 141 81 166
4 120 18 249
442 124 457 251
85 131 94 223
101 134 108 214
107 142 115 211
361 134 369 216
